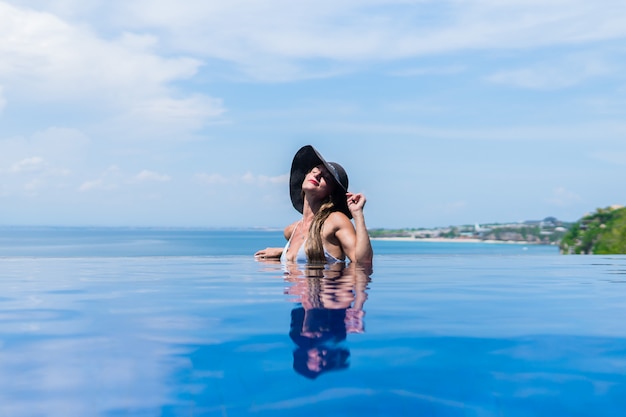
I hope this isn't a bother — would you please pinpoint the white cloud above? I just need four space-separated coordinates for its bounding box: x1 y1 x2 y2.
0 127 89 165
9 0 624 83
0 128 88 192
4 1 626 84
487 52 614 90
133 170 171 183
318 120 626 143
241 172 288 185
97 0 626 81
78 165 121 192
0 128 77 195
30 126 90 148
78 165 172 192
195 172 287 186
2 154 71 196
78 179 106 192
24 178 43 191
390 65 466 77
10 156 45 173
194 173 230 185
116 95 225 137
0 3 199 96
0 2 224 135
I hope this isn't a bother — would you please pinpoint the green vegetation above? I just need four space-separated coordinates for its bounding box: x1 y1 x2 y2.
441 227 460 239
482 225 567 244
368 228 414 238
560 206 626 254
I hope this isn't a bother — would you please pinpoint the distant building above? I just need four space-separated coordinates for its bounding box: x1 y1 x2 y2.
523 220 541 226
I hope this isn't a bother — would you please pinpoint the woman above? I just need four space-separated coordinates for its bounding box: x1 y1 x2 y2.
254 145 373 265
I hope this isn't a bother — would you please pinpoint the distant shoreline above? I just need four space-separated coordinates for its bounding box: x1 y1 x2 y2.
370 237 553 245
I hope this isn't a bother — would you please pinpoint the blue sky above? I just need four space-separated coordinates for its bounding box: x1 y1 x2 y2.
1 0 626 229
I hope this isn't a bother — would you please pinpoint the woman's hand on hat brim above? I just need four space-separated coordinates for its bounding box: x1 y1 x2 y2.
346 192 366 215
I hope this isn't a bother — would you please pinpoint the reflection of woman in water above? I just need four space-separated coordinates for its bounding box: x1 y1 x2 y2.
255 145 373 266
290 308 350 379
285 263 370 379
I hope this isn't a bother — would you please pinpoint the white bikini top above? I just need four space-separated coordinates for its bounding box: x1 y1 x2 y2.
280 222 344 264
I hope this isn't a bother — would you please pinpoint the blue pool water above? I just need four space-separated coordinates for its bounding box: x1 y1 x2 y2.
1 227 625 416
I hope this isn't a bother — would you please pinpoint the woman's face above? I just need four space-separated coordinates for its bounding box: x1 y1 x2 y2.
306 348 327 372
302 165 335 197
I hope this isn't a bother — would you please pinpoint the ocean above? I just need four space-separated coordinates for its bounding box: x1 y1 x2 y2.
1 227 624 416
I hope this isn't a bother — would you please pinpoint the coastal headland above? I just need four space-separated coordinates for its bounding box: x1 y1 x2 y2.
370 237 531 244
369 216 571 246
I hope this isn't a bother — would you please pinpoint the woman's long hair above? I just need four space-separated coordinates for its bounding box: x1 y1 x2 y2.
305 196 337 263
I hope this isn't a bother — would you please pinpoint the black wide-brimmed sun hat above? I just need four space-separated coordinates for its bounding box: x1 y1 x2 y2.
289 145 351 219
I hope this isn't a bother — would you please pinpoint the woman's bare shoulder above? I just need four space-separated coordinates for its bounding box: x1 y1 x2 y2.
284 220 300 240
327 211 353 229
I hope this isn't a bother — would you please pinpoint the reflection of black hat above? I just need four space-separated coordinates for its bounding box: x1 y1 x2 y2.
293 346 350 379
289 307 347 348
289 145 351 219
